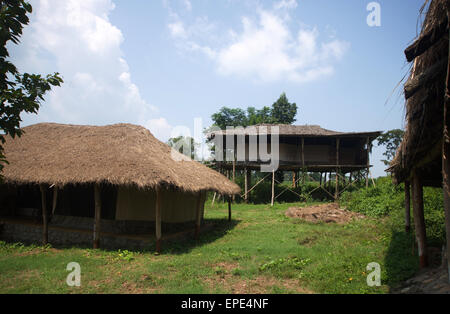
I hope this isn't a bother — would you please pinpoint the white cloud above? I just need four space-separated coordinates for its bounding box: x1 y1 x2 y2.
273 0 298 10
182 0 192 11
168 20 187 38
167 5 349 84
10 0 168 140
144 118 173 143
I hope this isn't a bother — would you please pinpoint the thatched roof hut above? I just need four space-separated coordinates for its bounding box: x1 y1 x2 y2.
1 122 240 195
387 0 450 276
388 0 448 186
0 123 240 252
208 124 380 138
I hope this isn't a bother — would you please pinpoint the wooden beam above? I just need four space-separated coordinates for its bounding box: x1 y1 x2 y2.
404 58 447 100
195 192 204 239
335 138 340 200
52 186 58 215
443 9 450 283
39 185 48 246
405 17 448 62
292 171 297 188
211 192 217 206
301 137 305 169
366 137 370 188
93 184 102 249
271 170 275 207
244 168 250 203
228 195 232 221
412 172 428 268
405 180 411 233
155 187 162 253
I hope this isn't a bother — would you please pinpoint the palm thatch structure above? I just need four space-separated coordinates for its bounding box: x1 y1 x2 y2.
208 124 381 204
387 0 450 279
0 123 240 251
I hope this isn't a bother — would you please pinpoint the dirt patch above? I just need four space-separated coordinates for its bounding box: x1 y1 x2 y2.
204 273 312 294
285 203 365 224
205 262 313 293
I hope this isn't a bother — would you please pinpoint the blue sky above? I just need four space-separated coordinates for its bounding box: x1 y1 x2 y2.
11 0 426 177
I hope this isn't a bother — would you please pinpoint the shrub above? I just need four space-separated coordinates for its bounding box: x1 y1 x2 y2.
341 176 446 246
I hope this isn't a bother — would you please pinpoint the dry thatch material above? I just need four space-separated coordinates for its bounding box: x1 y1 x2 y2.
208 124 380 138
1 123 241 195
389 0 449 185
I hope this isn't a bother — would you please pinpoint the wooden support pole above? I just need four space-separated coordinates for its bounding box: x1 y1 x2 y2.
211 192 217 206
39 185 48 246
292 171 297 188
52 186 58 215
412 173 428 268
228 195 232 221
271 170 275 207
195 192 203 239
405 180 411 233
335 138 340 200
366 137 370 188
244 168 250 203
301 137 305 169
93 184 102 249
155 187 162 253
319 172 323 186
443 10 450 282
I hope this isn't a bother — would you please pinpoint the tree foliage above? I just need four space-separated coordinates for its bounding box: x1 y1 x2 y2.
211 93 298 129
0 0 63 170
376 129 405 166
167 136 197 160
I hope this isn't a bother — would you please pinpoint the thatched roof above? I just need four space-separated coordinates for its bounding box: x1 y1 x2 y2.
388 0 448 186
208 124 381 139
1 123 241 195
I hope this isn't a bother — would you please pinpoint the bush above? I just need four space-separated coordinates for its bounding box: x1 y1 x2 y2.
341 176 446 246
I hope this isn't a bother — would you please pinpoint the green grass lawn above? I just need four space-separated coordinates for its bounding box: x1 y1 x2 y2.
0 200 419 294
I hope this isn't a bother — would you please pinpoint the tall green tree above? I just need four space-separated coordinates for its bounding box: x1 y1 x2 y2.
211 107 248 130
270 92 297 124
211 93 298 130
376 129 405 165
0 0 63 171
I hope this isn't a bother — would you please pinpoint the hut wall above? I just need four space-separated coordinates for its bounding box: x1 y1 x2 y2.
239 141 364 166
115 186 202 223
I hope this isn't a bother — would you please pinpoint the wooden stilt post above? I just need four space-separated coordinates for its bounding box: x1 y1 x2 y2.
93 184 102 249
366 137 370 188
228 195 232 221
292 171 297 188
443 11 450 281
155 187 162 253
211 192 217 206
412 172 428 268
301 138 305 167
52 186 58 215
405 180 411 233
271 170 275 207
39 185 48 246
444 124 450 281
335 138 340 200
195 192 203 239
319 172 323 186
244 168 250 203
